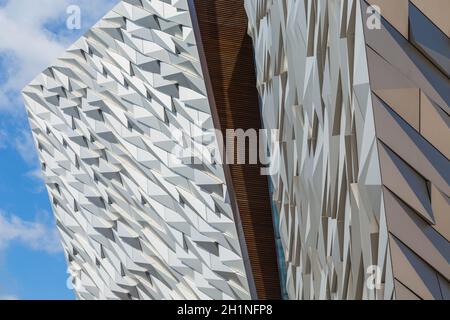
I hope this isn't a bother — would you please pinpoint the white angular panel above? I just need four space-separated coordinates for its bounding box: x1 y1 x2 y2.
23 0 251 300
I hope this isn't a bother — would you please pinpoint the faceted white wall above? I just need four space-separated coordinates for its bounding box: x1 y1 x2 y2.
23 0 251 300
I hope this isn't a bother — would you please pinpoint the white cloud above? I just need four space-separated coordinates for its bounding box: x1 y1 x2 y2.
14 130 47 192
26 167 44 181
0 210 62 254
0 295 18 300
25 168 46 194
0 128 45 191
0 129 7 149
0 0 118 113
14 130 38 166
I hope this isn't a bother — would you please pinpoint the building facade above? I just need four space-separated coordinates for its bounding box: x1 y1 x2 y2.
23 0 449 300
245 0 449 300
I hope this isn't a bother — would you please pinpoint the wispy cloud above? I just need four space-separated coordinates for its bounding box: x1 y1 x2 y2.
0 129 7 149
25 168 46 194
14 130 38 166
12 130 46 191
0 128 45 191
0 0 118 114
0 210 62 254
25 168 44 182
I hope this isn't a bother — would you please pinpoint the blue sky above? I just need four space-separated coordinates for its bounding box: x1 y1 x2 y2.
0 0 118 300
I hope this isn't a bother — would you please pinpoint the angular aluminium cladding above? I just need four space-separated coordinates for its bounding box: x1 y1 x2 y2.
245 0 450 300
245 0 391 300
21 0 256 300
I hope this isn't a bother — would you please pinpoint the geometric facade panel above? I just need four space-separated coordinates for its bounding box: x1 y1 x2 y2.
245 0 393 300
245 0 449 300
23 0 253 300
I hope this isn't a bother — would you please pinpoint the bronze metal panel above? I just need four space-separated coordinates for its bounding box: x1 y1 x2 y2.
383 188 450 281
420 93 450 160
394 280 421 300
366 0 409 38
366 47 421 131
372 94 450 196
389 235 443 300
409 3 450 78
362 0 450 300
